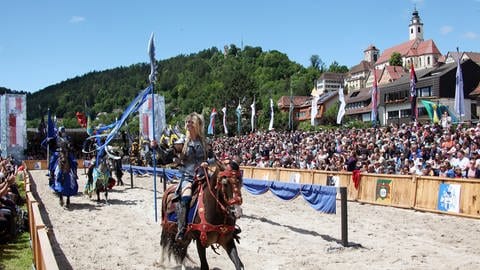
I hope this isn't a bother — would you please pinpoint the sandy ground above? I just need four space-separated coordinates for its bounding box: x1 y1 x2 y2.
29 169 480 270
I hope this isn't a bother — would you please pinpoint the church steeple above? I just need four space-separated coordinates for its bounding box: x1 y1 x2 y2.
409 8 424 41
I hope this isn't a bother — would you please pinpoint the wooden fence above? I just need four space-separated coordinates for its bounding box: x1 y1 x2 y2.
23 165 59 270
242 166 480 219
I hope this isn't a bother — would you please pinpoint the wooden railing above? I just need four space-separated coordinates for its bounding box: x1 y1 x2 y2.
242 166 480 219
23 165 59 270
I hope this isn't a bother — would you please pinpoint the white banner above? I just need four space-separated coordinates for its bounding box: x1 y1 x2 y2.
0 94 27 160
139 94 166 141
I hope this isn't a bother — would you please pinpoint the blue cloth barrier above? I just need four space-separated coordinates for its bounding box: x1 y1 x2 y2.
122 165 337 214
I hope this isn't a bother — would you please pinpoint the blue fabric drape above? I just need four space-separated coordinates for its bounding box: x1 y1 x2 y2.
243 179 270 195
122 166 337 214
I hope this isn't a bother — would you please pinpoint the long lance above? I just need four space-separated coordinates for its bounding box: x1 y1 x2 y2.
148 33 158 222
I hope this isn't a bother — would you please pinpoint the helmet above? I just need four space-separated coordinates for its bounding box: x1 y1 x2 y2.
174 135 185 145
58 126 66 133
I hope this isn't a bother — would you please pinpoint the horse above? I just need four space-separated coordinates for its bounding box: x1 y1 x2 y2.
159 160 244 270
50 146 79 208
85 156 115 204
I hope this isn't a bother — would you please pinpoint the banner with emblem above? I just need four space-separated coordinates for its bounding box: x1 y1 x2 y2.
375 179 392 204
437 183 461 213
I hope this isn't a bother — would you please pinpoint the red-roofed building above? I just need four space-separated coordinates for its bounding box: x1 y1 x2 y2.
445 51 480 65
374 9 442 71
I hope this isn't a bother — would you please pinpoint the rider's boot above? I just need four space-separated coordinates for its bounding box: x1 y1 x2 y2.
175 198 190 241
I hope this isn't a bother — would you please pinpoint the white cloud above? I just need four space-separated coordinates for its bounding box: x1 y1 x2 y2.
463 31 478 39
440 26 453 35
69 16 85 23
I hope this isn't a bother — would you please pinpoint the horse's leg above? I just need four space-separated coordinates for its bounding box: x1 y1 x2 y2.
59 194 64 206
96 188 101 203
196 238 209 270
105 189 109 205
224 239 244 270
66 196 70 208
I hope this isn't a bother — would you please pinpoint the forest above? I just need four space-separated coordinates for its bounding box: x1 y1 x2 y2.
12 44 349 134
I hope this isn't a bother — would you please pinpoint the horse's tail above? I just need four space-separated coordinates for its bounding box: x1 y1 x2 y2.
160 231 190 264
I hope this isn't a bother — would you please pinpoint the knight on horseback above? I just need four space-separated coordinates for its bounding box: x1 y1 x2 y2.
48 126 79 208
172 112 215 242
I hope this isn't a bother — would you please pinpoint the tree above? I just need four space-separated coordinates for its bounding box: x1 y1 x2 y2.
328 61 349 73
389 52 403 66
309 55 325 71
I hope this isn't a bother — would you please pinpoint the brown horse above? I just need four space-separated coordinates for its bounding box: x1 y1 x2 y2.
159 160 244 270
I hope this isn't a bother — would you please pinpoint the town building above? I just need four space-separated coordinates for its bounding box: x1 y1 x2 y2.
278 8 480 126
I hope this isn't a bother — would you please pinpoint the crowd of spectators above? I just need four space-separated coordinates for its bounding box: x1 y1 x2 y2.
0 157 27 243
210 121 480 179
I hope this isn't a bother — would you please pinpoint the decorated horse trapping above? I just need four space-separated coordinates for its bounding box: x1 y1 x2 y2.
160 161 244 270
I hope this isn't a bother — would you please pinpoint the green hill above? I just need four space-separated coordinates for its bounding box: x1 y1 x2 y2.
25 45 325 132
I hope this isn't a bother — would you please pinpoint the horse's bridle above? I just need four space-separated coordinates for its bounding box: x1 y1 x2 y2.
200 166 243 215
190 165 243 246
217 169 243 207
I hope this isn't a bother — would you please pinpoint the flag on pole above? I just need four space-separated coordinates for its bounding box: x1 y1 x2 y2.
41 108 57 148
86 112 93 136
148 33 157 84
371 69 378 124
337 87 346 124
38 115 46 138
311 89 319 126
268 98 274 131
410 63 418 121
250 98 256 132
454 57 465 118
221 106 228 135
76 112 87 128
47 109 56 140
236 102 242 134
207 108 217 135
288 96 294 130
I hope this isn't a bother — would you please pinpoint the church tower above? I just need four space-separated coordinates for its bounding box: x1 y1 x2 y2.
364 44 379 63
409 8 424 41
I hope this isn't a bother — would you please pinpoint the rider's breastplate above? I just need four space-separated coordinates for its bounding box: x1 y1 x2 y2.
181 139 206 178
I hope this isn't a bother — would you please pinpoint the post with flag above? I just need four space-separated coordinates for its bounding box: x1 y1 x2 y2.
288 88 294 131
207 108 217 135
236 101 242 135
46 108 55 174
311 86 319 126
147 33 159 222
268 98 274 131
410 63 418 122
337 87 346 125
371 69 379 127
250 97 256 133
221 106 228 135
454 48 465 122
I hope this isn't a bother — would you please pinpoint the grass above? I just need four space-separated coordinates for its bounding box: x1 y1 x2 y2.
0 231 32 270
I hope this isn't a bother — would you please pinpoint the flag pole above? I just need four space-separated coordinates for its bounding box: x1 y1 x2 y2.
148 33 158 222
46 109 50 176
457 47 463 124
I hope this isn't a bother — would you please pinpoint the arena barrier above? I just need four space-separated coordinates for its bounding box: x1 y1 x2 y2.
243 166 480 219
123 164 480 219
23 165 60 270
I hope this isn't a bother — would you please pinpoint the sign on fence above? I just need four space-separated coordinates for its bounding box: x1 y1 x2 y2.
437 183 461 213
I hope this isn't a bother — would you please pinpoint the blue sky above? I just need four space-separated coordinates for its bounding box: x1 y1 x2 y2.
1 0 479 93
